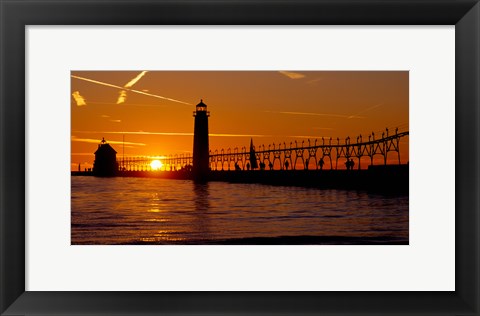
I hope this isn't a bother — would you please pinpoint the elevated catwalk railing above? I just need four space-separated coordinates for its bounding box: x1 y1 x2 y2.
210 129 408 171
118 128 408 172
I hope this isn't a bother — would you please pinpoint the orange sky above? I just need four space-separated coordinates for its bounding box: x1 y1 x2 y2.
71 71 409 171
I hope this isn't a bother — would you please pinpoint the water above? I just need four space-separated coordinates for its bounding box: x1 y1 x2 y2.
71 176 408 245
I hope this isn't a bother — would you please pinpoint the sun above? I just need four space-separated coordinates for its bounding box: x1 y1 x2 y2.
150 159 163 171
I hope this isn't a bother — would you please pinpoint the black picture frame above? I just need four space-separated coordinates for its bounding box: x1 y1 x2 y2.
1 0 479 315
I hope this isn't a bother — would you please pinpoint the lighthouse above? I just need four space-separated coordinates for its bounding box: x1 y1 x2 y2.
193 99 210 182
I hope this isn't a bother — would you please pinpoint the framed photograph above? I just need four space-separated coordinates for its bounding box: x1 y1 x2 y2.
70 70 410 246
1 0 479 315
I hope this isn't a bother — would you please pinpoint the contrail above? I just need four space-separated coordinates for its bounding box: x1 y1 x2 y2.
72 130 273 137
265 110 365 119
124 71 148 88
347 103 383 119
71 136 146 146
71 75 191 105
117 71 148 104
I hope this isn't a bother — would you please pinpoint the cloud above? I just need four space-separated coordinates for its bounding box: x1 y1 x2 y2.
74 130 342 139
110 119 122 123
71 136 146 146
288 135 329 139
71 153 97 156
265 110 365 119
90 102 168 107
73 130 192 136
100 131 192 136
210 133 272 137
124 71 148 88
101 115 110 118
71 75 191 105
306 77 323 85
279 71 305 79
72 91 87 106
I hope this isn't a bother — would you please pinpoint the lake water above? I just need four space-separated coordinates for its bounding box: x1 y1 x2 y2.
71 176 408 245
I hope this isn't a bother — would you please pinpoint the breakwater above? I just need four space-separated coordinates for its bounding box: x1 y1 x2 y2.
72 164 408 194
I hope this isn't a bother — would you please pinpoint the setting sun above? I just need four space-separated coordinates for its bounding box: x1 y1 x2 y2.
150 159 163 170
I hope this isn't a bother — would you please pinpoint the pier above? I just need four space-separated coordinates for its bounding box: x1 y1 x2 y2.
72 99 408 193
73 164 408 194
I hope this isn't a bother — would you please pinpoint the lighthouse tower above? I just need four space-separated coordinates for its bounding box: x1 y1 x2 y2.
193 99 210 181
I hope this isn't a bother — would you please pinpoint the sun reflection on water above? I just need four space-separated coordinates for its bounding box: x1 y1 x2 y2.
71 177 408 245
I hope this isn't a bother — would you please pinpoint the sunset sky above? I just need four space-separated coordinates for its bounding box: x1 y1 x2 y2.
71 71 409 170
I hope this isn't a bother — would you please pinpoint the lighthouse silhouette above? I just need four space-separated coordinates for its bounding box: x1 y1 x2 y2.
193 99 210 182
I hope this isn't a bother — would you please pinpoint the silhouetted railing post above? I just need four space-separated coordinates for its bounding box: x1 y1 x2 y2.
111 127 408 179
